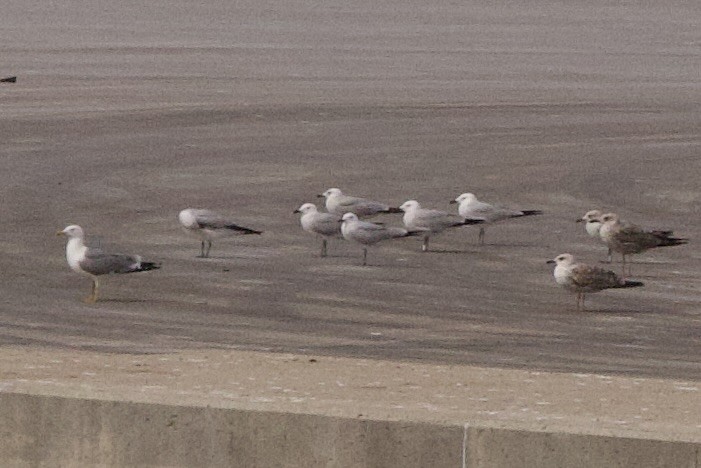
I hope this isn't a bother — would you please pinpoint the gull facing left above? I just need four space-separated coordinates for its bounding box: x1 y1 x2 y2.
399 200 484 252
179 208 262 258
58 225 161 303
450 193 542 245
547 253 643 310
318 188 402 218
293 203 342 257
340 213 412 265
576 210 612 262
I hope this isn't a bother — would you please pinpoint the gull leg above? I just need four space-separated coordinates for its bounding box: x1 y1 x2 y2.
198 241 205 258
321 238 328 257
84 278 98 303
205 240 212 258
362 248 368 266
606 248 612 264
478 227 485 246
422 235 429 252
581 294 586 311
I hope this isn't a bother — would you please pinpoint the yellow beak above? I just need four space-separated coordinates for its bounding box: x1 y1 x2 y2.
56 230 65 236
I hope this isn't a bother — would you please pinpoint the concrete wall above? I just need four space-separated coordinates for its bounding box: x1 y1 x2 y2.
0 392 698 467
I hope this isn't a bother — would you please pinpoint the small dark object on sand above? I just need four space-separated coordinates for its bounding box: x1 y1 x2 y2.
0 76 17 83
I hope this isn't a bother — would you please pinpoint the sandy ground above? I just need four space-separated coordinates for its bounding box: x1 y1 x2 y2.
0 0 700 435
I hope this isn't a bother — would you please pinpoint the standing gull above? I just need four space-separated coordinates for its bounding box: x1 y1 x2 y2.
576 210 612 262
318 188 402 218
293 203 342 257
178 208 262 258
340 213 412 265
57 225 160 303
547 253 643 310
599 213 688 275
450 192 542 245
399 200 484 252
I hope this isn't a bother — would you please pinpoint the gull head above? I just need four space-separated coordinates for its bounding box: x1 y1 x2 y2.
57 224 85 239
399 200 420 212
547 253 575 266
294 203 318 215
319 188 342 199
577 209 602 223
341 212 359 222
451 193 476 205
600 213 619 224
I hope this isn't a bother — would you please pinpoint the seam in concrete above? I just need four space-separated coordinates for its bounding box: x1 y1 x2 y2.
462 422 469 468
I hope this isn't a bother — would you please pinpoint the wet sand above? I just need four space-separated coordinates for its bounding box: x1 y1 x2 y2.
1 0 700 386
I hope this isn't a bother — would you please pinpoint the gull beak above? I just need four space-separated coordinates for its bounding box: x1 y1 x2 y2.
316 194 325 198
546 259 556 264
56 230 65 236
293 209 300 214
575 218 584 223
338 219 344 223
449 200 457 205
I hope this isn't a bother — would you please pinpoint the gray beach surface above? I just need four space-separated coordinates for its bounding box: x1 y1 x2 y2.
1 0 699 456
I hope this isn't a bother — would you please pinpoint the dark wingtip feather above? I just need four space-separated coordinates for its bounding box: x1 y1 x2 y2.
384 207 403 214
463 218 485 225
658 237 688 247
621 280 644 288
139 262 161 272
521 210 543 216
225 224 262 235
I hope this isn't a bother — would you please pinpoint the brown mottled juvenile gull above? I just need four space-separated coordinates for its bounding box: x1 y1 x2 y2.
340 213 412 265
318 188 402 218
576 210 612 262
399 200 484 252
547 253 643 310
293 203 342 257
178 208 262 258
57 225 160 303
450 192 542 245
599 213 688 275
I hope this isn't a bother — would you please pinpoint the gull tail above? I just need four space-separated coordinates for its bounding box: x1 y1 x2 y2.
515 210 543 218
649 229 688 247
383 207 403 214
0 76 17 83
405 230 426 237
135 261 161 273
462 218 485 225
616 280 644 289
656 236 688 247
225 224 262 235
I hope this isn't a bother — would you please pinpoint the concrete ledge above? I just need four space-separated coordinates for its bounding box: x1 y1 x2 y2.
1 392 698 467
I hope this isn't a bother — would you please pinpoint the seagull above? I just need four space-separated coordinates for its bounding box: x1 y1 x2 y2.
450 193 542 245
340 213 412 265
599 213 688 275
576 210 612 262
57 225 161 303
399 200 484 252
318 188 402 218
547 253 643 310
293 203 342 257
178 208 262 258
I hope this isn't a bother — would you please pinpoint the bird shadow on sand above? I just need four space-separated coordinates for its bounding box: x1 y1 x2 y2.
195 254 264 260
478 242 542 248
421 249 481 255
562 307 645 316
96 298 153 304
